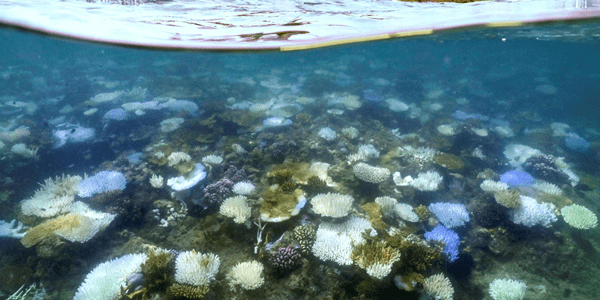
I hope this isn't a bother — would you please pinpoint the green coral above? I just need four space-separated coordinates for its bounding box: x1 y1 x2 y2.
167 284 209 298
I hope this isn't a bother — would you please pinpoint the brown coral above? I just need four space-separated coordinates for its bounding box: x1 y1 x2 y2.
361 202 387 230
259 185 305 222
351 240 401 270
413 205 431 221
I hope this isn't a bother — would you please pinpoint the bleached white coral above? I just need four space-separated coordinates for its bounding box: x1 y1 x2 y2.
318 127 337 141
55 201 116 243
472 128 488 137
409 171 443 191
89 91 124 104
312 217 377 266
493 126 515 138
396 146 437 167
168 152 191 166
232 181 256 195
202 154 223 166
437 124 456 136
167 163 207 191
551 122 570 137
348 144 380 164
358 144 380 158
0 219 25 238
504 144 541 168
510 196 557 228
310 193 354 218
423 273 454 300
561 168 580 187
480 180 508 192
228 261 265 290
160 117 184 133
385 98 409 112
174 251 220 287
347 153 367 164
353 163 391 184
21 174 82 218
532 181 562 195
395 203 419 222
365 262 393 280
220 195 251 224
375 196 397 218
489 278 526 300
341 126 359 139
392 172 413 186
231 143 247 154
73 253 147 300
149 174 164 188
11 143 37 158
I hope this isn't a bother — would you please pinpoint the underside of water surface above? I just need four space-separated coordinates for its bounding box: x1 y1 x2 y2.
0 2 600 299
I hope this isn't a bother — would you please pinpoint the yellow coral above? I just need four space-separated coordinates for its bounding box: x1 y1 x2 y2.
21 214 81 248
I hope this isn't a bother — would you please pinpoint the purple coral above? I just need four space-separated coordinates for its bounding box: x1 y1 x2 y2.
202 178 234 206
268 246 302 272
223 165 247 183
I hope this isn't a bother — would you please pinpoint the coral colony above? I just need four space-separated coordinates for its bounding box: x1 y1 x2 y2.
1 21 600 300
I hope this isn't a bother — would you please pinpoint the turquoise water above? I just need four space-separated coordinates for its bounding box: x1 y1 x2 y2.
1 22 600 300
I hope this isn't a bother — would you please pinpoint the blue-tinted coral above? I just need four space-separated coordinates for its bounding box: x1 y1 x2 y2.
103 108 128 121
564 133 590 152
78 170 127 198
428 202 470 228
500 170 534 188
127 152 143 164
424 225 460 262
53 124 96 148
451 110 489 121
362 89 384 103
